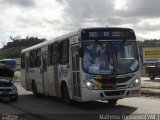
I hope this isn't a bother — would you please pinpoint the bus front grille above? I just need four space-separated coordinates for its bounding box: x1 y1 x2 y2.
104 90 125 96
116 77 132 83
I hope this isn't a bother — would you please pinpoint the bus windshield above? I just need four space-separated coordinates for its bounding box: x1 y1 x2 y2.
82 41 139 75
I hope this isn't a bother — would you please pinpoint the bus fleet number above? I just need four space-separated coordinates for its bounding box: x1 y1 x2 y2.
85 74 95 80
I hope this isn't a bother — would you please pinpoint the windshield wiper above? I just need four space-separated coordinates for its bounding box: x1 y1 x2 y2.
95 39 109 61
94 39 113 73
114 39 126 60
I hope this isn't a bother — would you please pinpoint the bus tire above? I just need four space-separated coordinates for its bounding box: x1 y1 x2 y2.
32 81 39 97
108 99 118 105
62 84 71 104
10 94 18 102
149 73 155 80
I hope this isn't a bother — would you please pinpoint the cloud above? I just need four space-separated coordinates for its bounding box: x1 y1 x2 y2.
115 0 160 18
0 0 35 7
62 0 115 20
1 0 160 47
55 0 119 30
57 0 160 38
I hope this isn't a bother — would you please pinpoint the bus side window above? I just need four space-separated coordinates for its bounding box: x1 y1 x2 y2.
36 49 41 67
48 45 51 66
52 42 59 65
30 49 41 68
30 51 34 67
21 54 25 69
60 39 69 64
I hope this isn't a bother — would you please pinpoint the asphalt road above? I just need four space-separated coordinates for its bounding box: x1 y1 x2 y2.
0 82 160 120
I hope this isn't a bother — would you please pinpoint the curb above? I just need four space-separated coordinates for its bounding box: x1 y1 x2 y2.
13 80 21 82
141 88 160 97
141 86 160 89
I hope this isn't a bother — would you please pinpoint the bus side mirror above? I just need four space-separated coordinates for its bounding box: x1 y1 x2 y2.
79 47 84 57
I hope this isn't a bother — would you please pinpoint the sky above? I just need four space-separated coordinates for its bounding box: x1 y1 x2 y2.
0 0 160 47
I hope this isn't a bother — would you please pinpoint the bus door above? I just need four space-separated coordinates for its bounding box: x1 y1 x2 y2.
41 52 49 95
25 57 31 90
71 46 81 98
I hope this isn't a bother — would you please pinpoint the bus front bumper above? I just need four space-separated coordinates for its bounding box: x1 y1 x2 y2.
80 87 141 102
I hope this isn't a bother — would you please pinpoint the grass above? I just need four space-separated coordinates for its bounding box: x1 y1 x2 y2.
16 64 21 69
13 75 21 81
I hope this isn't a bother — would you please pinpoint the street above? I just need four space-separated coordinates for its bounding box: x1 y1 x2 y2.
0 82 160 120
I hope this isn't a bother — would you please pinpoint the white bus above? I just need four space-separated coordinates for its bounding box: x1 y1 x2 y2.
21 27 141 105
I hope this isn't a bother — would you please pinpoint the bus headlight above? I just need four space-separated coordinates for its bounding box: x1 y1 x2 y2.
83 80 96 89
129 78 140 88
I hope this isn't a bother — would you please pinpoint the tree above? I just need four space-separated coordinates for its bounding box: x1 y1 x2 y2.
0 36 47 58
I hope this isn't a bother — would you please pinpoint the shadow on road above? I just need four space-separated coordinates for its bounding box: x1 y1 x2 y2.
0 94 138 120
10 94 137 115
70 101 137 113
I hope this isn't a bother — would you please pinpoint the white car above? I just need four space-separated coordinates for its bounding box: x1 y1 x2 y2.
0 66 18 102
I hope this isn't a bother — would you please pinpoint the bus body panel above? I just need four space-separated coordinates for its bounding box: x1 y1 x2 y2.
21 69 26 89
30 67 42 93
47 66 56 96
81 86 141 102
58 64 72 98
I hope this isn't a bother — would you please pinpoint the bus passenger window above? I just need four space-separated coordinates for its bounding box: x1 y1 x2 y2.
21 54 25 69
52 42 59 65
48 45 51 66
60 40 69 64
36 49 41 67
30 49 41 68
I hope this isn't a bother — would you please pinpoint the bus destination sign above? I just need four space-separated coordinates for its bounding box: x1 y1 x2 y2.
81 28 136 40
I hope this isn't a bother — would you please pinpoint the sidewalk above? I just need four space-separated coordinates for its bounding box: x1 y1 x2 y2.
141 88 160 97
141 77 160 97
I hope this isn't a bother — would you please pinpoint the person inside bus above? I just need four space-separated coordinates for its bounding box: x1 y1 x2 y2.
94 50 104 66
93 48 114 74
83 48 101 74
83 47 92 72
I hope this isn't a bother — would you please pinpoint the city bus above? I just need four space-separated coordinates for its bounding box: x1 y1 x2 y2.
21 27 141 105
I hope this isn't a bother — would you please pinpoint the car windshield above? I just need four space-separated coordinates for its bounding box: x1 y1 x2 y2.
82 41 139 75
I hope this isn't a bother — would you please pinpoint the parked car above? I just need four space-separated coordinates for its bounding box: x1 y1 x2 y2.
146 62 160 80
0 65 18 102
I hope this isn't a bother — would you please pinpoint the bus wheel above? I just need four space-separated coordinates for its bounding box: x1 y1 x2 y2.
10 94 18 102
149 73 155 80
62 85 71 104
32 81 38 97
108 99 118 105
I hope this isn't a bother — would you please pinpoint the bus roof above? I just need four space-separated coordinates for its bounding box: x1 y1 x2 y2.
21 30 78 53
21 27 135 53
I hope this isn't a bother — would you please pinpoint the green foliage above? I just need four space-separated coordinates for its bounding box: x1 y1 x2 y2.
0 47 25 59
3 36 46 49
0 36 46 59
